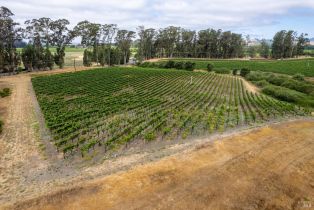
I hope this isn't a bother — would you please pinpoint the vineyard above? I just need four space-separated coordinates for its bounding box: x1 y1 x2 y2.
32 67 307 157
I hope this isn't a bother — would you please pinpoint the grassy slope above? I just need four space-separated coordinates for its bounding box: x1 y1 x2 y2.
170 58 314 77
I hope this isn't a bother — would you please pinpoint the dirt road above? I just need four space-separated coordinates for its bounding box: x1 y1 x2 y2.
6 119 314 210
0 75 44 201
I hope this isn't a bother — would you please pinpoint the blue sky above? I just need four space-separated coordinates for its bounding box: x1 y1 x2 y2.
1 0 314 39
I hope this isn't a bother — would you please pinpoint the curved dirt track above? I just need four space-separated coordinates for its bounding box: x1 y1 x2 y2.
7 119 314 210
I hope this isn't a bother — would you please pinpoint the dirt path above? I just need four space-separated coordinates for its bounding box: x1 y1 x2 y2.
239 76 259 93
4 119 314 210
0 75 45 201
0 68 99 204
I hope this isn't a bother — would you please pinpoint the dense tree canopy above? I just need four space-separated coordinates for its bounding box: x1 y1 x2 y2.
0 6 22 72
0 6 311 73
271 30 309 59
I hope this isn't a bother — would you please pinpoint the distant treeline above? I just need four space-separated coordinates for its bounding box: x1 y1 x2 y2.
0 6 310 73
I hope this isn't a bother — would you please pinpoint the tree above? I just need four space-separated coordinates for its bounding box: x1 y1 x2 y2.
259 39 270 58
115 30 135 65
83 49 92 66
137 26 156 61
296 33 309 56
24 18 55 70
272 30 286 59
0 6 22 73
247 46 257 58
100 24 117 66
271 30 306 59
283 30 296 58
156 26 180 58
177 29 196 57
74 21 101 63
50 19 75 68
240 68 250 77
207 63 214 71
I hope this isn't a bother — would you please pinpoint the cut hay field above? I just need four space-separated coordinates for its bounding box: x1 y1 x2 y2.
31 67 307 158
165 58 314 77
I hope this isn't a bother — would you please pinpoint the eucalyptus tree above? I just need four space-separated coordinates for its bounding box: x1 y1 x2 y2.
179 29 196 57
247 46 257 58
271 30 286 59
50 19 75 68
23 18 54 70
197 29 221 58
115 30 135 64
230 33 244 58
155 26 181 58
197 29 211 58
220 31 233 58
137 26 156 61
100 24 118 66
74 21 101 62
296 33 309 56
0 6 22 72
283 30 296 58
259 39 270 58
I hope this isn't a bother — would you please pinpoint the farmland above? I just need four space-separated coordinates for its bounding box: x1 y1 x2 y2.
32 67 307 157
162 58 314 77
17 47 85 68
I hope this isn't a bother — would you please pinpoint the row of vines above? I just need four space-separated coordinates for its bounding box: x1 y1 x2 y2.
32 67 307 157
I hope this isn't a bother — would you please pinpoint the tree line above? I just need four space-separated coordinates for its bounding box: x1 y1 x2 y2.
0 6 310 73
0 6 136 73
136 27 309 61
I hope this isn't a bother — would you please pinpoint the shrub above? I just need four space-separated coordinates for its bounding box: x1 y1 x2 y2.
184 61 196 71
281 80 314 95
138 62 150 67
207 63 214 72
214 68 230 74
174 61 184 69
144 132 156 141
157 62 166 68
266 74 289 86
0 120 3 134
232 69 238 76
292 73 305 81
0 88 11 98
164 60 175 69
83 49 93 67
240 68 250 77
245 71 267 81
262 85 305 103
253 80 269 88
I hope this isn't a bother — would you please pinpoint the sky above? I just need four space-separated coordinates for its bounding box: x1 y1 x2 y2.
1 0 314 39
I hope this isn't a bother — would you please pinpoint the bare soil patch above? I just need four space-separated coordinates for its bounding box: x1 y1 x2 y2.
238 76 259 93
3 119 314 210
305 77 314 84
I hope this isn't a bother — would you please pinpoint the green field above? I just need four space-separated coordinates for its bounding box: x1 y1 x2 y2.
17 47 85 67
165 58 314 77
32 67 306 157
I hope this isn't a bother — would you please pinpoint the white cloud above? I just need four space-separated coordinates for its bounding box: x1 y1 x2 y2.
1 0 314 37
